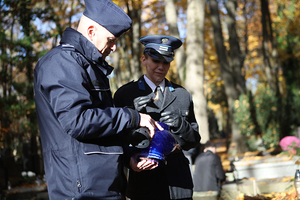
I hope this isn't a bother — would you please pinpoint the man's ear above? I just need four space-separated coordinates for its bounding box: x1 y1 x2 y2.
87 25 96 41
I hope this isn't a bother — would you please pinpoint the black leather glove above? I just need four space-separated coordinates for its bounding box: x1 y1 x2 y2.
160 111 182 130
133 96 152 112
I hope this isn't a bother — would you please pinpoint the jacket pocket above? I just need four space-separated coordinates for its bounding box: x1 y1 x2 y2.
91 79 110 92
83 143 123 155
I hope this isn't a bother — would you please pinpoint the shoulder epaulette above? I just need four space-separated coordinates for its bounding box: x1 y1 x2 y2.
61 44 75 51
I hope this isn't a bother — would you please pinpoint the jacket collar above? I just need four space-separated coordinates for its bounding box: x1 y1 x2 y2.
137 76 175 92
60 27 113 76
137 76 176 111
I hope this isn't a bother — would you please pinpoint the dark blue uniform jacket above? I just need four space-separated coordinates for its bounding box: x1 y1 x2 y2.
34 27 140 200
114 76 201 200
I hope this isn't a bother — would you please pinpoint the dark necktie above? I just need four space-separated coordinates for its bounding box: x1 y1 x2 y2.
155 86 164 105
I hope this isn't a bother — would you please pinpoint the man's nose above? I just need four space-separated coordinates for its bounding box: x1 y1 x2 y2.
111 44 117 52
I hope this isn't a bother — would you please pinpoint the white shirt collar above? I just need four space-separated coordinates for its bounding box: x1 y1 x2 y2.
143 75 165 92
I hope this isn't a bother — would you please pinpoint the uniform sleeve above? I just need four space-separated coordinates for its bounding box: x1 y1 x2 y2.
171 93 201 150
114 83 135 108
35 51 139 140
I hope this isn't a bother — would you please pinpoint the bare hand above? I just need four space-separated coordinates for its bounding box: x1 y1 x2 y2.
139 113 163 138
130 156 158 172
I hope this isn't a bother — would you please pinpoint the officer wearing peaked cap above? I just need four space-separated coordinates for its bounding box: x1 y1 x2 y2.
114 35 201 200
140 35 183 62
33 1 162 199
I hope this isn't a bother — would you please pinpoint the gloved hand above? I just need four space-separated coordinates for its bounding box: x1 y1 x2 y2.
160 111 182 130
133 96 152 112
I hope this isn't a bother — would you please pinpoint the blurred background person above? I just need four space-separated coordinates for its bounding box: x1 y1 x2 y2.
192 141 226 197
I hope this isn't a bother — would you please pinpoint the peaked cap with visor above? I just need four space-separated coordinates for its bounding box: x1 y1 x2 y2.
140 35 182 62
83 0 132 37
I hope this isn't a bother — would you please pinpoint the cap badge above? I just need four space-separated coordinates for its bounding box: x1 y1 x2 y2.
159 46 168 51
162 38 168 44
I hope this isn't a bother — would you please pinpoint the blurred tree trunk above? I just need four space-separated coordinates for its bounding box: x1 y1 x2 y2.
164 0 186 84
261 0 278 93
261 0 284 138
113 35 131 89
209 0 247 154
111 46 122 92
129 1 142 81
114 1 142 88
225 0 246 95
186 0 209 144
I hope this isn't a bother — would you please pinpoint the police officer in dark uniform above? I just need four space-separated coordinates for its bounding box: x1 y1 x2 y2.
33 1 162 199
114 35 201 200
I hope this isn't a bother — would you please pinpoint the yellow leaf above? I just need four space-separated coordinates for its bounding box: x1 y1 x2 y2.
209 55 217 60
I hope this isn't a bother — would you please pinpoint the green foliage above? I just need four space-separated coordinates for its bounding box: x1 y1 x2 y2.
261 123 280 149
275 0 300 56
255 88 277 128
234 94 256 137
234 87 280 150
245 136 263 152
0 0 39 154
254 87 280 148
